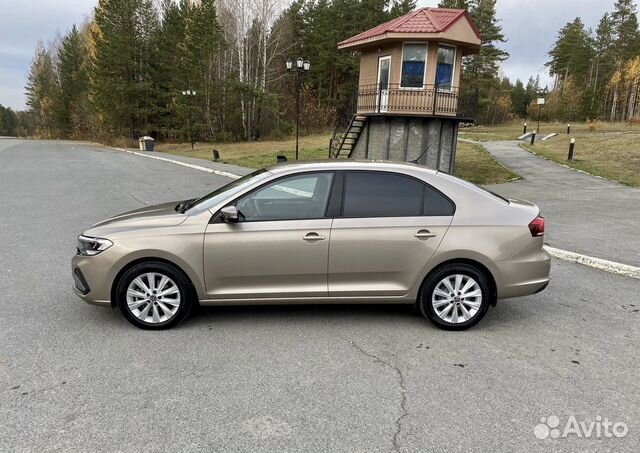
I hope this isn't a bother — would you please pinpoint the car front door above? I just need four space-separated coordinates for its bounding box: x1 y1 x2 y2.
203 171 335 300
328 171 455 298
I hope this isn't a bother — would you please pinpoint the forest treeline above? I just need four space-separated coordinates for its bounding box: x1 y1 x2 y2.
19 0 510 142
14 0 640 142
540 0 640 122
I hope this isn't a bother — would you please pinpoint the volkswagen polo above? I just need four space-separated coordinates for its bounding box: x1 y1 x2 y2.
72 160 550 330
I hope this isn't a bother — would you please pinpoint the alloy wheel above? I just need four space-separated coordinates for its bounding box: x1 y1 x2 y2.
126 272 182 324
431 274 482 324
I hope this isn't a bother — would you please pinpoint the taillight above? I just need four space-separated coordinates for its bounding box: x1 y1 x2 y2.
528 216 545 237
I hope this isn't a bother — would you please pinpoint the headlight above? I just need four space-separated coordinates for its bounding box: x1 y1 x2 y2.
77 235 113 256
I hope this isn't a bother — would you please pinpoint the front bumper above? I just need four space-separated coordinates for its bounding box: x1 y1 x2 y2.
71 253 114 306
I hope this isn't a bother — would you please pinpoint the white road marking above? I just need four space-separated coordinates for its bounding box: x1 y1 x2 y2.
113 147 312 197
113 147 242 180
544 245 640 280
114 145 640 280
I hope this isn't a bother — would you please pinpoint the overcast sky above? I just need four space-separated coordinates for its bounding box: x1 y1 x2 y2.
0 0 619 110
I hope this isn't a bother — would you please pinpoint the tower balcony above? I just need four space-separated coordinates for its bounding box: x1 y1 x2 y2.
355 83 479 122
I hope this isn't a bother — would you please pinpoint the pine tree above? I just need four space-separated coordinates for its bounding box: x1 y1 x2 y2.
56 25 90 138
509 79 528 118
184 0 223 138
458 0 509 123
438 0 469 9
155 0 189 138
25 45 59 137
465 0 509 85
0 105 19 136
90 0 159 137
390 0 417 16
546 18 594 90
611 0 640 62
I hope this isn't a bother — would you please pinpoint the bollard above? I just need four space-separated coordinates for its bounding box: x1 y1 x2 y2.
212 149 220 162
568 138 575 160
530 130 536 145
523 122 527 135
276 155 287 163
567 123 571 134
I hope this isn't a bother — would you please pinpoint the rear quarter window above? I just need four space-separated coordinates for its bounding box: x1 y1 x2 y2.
423 185 455 216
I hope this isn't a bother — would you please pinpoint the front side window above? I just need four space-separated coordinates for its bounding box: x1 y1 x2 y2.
235 172 334 221
401 43 427 88
436 45 456 89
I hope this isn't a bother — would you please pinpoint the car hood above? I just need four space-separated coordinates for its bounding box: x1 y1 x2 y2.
85 201 188 236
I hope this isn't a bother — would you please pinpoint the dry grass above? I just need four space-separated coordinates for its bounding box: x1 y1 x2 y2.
156 134 331 169
158 133 518 185
522 132 640 187
459 121 638 142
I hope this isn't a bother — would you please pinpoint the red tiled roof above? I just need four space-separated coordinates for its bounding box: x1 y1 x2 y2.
339 8 480 48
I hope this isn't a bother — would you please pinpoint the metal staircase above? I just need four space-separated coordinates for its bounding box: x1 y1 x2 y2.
329 114 367 158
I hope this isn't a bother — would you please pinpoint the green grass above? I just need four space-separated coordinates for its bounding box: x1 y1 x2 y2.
454 141 519 184
157 133 519 185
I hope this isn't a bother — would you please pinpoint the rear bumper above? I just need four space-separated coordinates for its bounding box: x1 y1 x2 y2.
496 246 551 299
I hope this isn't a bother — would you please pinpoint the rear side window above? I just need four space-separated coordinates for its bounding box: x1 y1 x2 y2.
342 171 454 217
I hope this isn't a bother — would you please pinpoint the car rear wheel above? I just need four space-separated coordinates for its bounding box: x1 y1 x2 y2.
419 263 491 330
115 261 193 330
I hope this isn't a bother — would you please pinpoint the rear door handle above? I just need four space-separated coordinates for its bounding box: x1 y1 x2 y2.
303 232 326 242
414 229 436 239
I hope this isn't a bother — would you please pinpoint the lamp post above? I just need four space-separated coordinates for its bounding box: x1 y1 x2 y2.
182 89 197 149
536 97 545 135
286 57 310 160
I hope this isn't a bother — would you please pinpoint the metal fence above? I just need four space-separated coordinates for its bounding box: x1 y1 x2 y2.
355 83 478 120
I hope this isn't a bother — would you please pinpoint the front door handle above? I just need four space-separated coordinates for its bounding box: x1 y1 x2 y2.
303 232 326 242
414 229 437 239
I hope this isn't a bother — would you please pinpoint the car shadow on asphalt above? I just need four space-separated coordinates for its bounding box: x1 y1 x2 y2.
181 299 533 331
78 296 536 331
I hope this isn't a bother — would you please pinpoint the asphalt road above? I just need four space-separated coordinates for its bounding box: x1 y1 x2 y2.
483 140 640 267
1 139 639 452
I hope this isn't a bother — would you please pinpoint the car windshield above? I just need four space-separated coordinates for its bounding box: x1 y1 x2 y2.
186 168 272 212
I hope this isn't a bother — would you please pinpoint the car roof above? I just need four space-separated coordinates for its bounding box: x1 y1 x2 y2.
265 159 440 175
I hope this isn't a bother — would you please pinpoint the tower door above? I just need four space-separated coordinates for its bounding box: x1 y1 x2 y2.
376 56 391 113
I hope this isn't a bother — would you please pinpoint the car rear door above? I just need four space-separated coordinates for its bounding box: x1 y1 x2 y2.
328 170 454 297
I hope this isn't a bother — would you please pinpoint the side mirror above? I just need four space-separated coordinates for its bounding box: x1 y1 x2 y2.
220 206 239 223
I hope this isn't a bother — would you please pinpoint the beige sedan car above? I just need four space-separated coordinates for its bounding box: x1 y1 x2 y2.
72 160 550 330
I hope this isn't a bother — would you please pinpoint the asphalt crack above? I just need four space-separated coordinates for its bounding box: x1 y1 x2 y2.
349 341 408 452
127 192 149 206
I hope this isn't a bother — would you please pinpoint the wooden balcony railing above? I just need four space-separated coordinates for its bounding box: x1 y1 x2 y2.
355 83 479 120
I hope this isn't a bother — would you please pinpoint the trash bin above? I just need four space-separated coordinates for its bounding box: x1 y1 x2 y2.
138 136 155 151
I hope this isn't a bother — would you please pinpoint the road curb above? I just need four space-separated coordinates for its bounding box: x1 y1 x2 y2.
113 147 241 180
544 245 640 280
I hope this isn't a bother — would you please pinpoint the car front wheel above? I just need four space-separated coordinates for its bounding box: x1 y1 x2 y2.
115 261 193 330
419 263 491 330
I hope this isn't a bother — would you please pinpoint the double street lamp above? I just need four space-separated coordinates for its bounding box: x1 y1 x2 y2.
286 57 310 160
182 89 196 149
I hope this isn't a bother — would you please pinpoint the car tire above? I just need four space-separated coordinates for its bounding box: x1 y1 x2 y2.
419 263 491 331
115 261 194 330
